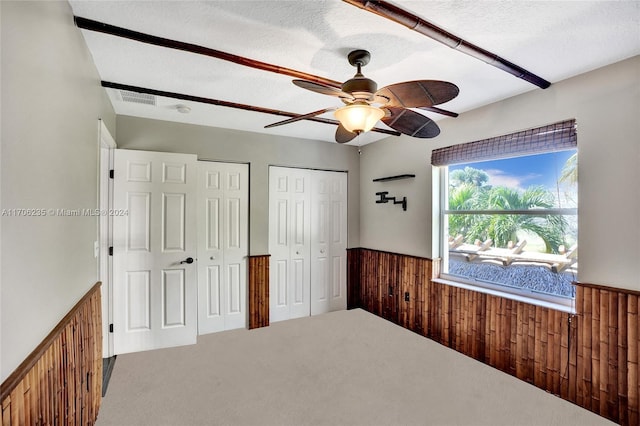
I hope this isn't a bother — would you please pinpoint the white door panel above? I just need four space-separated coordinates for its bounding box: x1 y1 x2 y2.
312 170 347 314
197 162 248 334
269 167 311 322
329 172 348 311
311 172 331 315
269 168 287 322
289 172 311 319
113 149 198 355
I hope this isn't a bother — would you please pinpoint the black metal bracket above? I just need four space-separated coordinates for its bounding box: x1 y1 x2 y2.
375 191 407 211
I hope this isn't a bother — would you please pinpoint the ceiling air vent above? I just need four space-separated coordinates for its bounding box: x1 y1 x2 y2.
119 90 157 106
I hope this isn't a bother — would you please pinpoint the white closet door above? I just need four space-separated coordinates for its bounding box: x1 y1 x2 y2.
288 169 312 319
112 149 198 355
269 167 311 322
328 171 348 312
270 167 347 321
311 171 331 315
197 161 248 335
269 167 290 322
311 171 347 315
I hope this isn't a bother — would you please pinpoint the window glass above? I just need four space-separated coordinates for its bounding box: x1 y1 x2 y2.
443 150 577 301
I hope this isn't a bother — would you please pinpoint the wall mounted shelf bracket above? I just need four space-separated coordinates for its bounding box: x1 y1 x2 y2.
375 191 407 211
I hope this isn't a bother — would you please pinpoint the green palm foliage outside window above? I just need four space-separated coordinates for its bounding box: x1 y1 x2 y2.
448 182 568 253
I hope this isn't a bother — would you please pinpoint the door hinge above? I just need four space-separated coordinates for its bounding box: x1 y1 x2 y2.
109 324 114 333
108 246 113 256
109 169 114 179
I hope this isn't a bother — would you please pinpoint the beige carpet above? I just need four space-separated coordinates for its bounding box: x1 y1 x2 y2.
97 309 612 426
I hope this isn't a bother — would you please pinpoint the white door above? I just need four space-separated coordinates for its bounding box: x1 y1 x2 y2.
269 167 311 322
112 149 198 355
269 167 347 322
197 161 248 335
311 170 348 315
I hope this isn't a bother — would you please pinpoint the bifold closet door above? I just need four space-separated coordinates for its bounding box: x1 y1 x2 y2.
269 166 347 323
310 170 347 315
269 167 311 322
197 161 248 335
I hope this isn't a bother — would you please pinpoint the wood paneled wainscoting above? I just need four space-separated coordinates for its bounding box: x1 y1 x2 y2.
1 282 103 425
347 248 640 425
248 255 270 329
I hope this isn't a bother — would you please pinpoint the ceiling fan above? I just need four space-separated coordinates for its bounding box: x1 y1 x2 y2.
265 49 459 143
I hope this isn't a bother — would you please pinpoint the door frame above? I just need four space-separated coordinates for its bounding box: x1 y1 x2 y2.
98 119 116 358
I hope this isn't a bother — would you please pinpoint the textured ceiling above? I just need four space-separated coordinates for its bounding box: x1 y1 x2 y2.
69 0 639 145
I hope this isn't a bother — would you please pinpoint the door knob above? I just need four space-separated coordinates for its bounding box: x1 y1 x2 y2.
180 257 194 264
320 249 325 254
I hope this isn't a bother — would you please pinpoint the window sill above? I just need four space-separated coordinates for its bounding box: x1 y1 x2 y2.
432 277 576 314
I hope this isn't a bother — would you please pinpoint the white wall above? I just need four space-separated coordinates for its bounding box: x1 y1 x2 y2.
1 1 116 381
360 56 640 291
115 116 360 255
359 136 434 257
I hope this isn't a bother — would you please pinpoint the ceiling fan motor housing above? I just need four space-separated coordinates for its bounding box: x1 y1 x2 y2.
342 76 378 101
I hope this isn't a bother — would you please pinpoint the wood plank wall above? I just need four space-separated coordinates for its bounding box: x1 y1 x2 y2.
248 255 270 329
348 248 640 425
1 282 102 425
575 283 640 425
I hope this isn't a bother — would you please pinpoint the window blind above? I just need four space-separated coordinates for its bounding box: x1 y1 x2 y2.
431 119 576 166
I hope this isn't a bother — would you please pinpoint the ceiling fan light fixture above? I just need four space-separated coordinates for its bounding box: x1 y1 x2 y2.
334 102 384 134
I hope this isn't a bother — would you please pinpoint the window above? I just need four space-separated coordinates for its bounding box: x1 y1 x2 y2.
432 120 577 308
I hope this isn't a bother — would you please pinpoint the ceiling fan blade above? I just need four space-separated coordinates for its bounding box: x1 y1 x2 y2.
293 79 354 100
381 107 440 138
377 80 459 108
264 107 336 128
418 106 459 118
335 124 358 144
